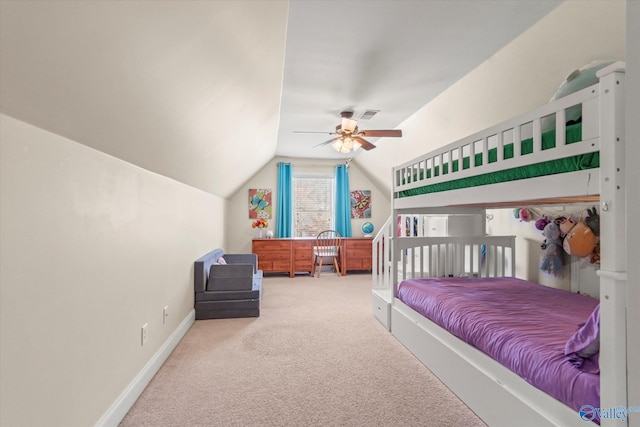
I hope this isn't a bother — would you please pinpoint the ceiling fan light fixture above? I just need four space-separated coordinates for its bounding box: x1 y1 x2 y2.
339 137 353 153
341 118 358 133
331 136 361 153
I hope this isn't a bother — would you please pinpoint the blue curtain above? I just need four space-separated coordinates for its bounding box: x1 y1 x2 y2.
276 162 293 238
334 164 352 237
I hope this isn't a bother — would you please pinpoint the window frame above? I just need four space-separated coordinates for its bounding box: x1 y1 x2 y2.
292 170 335 238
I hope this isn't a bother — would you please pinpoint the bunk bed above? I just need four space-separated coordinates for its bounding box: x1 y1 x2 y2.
372 62 627 427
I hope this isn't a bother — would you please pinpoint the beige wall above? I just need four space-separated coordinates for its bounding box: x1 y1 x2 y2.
0 114 225 426
225 156 391 254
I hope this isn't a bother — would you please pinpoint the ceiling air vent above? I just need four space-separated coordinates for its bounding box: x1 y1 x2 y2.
359 109 379 120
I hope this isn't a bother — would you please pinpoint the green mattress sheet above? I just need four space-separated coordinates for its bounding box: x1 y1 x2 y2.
398 123 598 198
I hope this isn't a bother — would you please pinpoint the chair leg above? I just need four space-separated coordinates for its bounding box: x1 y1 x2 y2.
318 257 323 278
333 257 340 276
311 256 316 277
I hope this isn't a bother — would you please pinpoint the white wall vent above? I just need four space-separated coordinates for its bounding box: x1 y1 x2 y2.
359 109 379 120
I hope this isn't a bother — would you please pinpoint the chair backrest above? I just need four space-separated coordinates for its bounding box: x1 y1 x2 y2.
315 230 342 256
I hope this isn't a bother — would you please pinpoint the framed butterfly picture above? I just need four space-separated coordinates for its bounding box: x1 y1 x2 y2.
351 190 371 218
248 189 272 219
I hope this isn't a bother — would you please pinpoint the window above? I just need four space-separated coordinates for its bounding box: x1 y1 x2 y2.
293 174 334 237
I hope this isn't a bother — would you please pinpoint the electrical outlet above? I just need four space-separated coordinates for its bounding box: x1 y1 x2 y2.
141 323 148 346
163 306 169 325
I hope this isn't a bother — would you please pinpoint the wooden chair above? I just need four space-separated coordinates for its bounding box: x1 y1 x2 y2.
312 230 342 277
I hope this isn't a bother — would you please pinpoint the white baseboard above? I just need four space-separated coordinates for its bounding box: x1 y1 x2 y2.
95 309 195 427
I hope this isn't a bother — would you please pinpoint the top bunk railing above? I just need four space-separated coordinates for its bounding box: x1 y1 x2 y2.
393 82 602 208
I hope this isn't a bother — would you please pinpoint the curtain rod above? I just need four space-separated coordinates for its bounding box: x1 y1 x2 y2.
277 159 352 168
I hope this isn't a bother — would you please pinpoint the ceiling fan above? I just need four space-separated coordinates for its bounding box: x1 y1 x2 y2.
294 111 402 153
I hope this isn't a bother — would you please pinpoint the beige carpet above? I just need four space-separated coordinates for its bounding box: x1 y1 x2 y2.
120 273 487 427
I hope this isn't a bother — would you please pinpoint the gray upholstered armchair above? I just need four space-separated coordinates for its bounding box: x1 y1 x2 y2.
194 249 263 319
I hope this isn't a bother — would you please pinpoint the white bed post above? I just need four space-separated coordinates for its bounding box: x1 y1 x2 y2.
596 62 627 426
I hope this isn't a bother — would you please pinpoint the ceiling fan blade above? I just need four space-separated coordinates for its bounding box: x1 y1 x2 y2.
360 129 402 138
313 137 340 148
353 136 376 151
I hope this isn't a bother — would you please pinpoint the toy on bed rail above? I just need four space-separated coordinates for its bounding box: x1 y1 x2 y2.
563 217 597 258
585 206 600 236
540 222 564 276
515 207 531 222
535 215 551 231
539 207 601 274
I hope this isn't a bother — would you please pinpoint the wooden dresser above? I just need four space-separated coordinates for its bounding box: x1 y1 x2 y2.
252 237 372 277
343 238 373 271
251 239 291 275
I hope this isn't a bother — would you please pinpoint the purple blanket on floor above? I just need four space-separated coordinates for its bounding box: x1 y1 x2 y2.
397 276 599 417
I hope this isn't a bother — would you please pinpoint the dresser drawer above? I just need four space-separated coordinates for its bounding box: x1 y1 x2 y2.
361 257 372 269
272 261 291 271
293 259 313 271
258 260 291 272
346 240 372 249
345 248 371 258
258 260 273 271
346 258 364 269
293 251 313 260
253 240 290 250
259 251 290 262
346 258 372 270
293 242 313 259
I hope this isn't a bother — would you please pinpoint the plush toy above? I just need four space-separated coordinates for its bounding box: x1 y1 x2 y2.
590 242 601 264
564 217 597 258
559 217 576 237
535 215 551 231
540 222 564 276
585 206 600 236
518 208 531 222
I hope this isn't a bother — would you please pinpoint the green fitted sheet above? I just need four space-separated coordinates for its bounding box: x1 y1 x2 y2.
398 123 598 198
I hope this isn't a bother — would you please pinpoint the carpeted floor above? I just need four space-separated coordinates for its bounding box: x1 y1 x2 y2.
120 273 487 427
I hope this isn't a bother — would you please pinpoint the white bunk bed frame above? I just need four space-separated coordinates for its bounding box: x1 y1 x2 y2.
373 63 627 427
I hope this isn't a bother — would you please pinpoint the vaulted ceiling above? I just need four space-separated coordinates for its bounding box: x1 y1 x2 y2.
0 0 562 199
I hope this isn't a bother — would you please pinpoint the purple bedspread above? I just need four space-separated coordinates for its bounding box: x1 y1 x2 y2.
397 276 599 416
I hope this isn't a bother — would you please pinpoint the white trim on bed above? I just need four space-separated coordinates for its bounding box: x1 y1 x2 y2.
595 62 628 422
